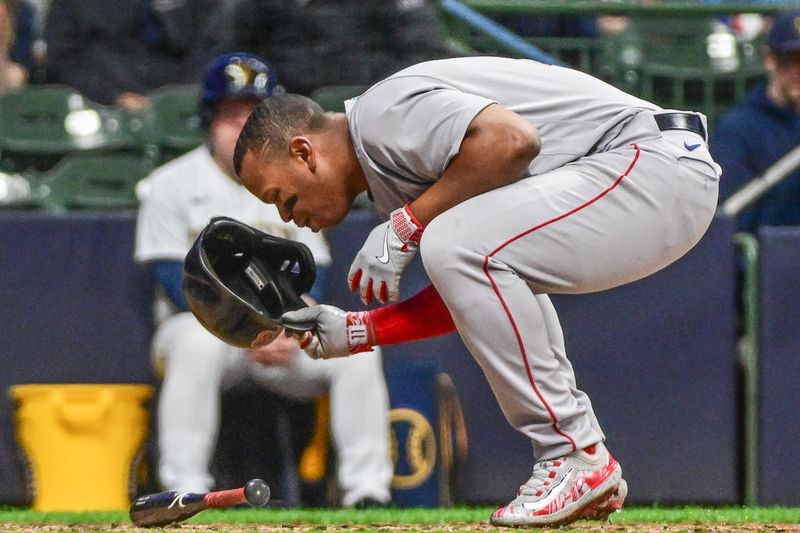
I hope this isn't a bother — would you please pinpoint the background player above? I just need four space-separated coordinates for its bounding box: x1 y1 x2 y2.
134 52 393 508
232 56 721 527
712 9 800 233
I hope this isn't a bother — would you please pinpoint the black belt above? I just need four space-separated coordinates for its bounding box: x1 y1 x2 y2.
654 112 707 141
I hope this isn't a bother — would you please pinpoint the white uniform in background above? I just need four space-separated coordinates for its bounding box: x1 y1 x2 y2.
134 145 393 506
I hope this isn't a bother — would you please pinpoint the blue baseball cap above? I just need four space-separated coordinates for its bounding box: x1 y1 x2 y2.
768 10 800 54
199 52 279 126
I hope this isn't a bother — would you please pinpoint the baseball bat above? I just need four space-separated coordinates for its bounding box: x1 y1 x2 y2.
129 478 270 528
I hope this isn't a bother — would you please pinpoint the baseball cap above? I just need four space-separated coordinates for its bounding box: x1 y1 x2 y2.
199 52 279 126
767 10 800 54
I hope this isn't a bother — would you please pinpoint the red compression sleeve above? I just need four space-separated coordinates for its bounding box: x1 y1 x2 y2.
368 284 457 345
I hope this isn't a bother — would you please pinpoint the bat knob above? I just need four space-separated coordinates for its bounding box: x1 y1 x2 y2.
244 479 270 507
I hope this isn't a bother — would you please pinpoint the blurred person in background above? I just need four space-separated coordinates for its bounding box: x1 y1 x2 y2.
43 0 231 110
7 0 32 73
134 52 393 508
232 0 451 96
712 9 800 233
0 0 28 92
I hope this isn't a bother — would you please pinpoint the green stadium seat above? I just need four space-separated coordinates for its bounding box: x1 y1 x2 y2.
0 170 39 209
597 16 765 128
37 152 155 211
310 85 369 112
0 85 138 174
137 84 205 162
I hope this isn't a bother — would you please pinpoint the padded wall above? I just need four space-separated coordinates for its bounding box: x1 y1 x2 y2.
756 226 800 506
0 212 155 504
0 212 740 505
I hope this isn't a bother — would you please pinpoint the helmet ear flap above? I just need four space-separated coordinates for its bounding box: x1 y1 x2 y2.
262 236 317 297
182 217 316 348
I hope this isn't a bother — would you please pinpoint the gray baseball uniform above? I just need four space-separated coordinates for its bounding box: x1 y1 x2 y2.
345 56 721 460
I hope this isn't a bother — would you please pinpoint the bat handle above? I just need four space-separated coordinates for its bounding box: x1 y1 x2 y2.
203 487 246 509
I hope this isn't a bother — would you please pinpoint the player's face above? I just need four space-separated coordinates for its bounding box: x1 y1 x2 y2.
238 147 351 232
767 51 800 112
209 98 259 176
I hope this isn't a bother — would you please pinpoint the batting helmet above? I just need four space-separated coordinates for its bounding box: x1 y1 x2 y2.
199 52 279 127
182 217 316 349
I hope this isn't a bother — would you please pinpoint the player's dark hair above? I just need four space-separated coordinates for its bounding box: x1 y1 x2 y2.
234 94 327 176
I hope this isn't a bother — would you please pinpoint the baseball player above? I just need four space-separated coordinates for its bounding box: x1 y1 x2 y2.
134 52 393 508
232 56 721 527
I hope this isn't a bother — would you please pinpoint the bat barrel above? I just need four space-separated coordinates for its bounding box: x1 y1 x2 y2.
129 490 207 527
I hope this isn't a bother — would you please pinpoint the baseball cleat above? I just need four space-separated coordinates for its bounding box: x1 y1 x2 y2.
577 477 628 521
490 442 622 528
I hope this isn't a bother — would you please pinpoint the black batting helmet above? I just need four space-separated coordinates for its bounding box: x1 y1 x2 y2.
182 217 316 348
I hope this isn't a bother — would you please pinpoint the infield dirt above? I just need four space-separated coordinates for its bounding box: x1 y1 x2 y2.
3 523 800 533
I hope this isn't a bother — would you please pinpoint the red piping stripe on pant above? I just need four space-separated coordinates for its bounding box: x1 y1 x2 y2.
482 144 641 452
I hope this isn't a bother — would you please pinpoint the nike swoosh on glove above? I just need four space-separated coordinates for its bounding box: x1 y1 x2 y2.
348 203 424 304
280 305 374 359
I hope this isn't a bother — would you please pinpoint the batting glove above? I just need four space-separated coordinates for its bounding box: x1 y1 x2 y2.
280 305 375 359
348 204 424 305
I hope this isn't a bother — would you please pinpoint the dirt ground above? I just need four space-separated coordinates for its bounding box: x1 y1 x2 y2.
3 524 800 533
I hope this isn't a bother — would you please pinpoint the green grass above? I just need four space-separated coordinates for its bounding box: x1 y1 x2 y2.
1 505 800 532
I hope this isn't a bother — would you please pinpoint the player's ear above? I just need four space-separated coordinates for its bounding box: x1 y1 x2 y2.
288 136 316 172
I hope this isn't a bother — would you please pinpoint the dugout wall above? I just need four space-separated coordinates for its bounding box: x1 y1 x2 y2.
1 212 794 506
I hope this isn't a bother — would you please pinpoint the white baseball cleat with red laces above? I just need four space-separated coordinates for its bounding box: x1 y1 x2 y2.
490 442 623 528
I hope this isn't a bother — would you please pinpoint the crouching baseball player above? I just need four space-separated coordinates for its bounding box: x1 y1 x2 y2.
134 52 393 508
231 56 721 527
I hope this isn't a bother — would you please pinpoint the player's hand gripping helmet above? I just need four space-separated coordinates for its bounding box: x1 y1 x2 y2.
182 217 316 348
199 51 279 127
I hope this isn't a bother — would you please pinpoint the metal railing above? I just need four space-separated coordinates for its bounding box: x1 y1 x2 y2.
439 0 562 64
460 1 800 17
721 144 800 218
734 232 759 506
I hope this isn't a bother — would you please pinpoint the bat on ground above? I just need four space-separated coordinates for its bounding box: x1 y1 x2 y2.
129 478 270 528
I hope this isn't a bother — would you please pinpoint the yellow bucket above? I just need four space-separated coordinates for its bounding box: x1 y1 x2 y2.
9 384 153 511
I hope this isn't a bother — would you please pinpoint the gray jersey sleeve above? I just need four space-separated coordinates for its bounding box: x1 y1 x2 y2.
351 75 496 184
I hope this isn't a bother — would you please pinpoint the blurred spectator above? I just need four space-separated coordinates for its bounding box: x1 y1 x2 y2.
0 0 28 92
43 0 232 110
491 13 599 40
20 0 53 82
8 0 32 70
232 0 451 96
712 10 800 233
134 52 393 507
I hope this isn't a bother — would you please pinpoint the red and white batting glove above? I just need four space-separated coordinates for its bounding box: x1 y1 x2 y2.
279 305 374 359
348 203 424 305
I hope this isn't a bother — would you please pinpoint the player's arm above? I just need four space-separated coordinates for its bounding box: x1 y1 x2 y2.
410 103 540 226
152 260 189 311
281 284 456 359
348 104 540 304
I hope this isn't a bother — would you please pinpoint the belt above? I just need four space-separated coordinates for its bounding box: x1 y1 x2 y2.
654 112 707 141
